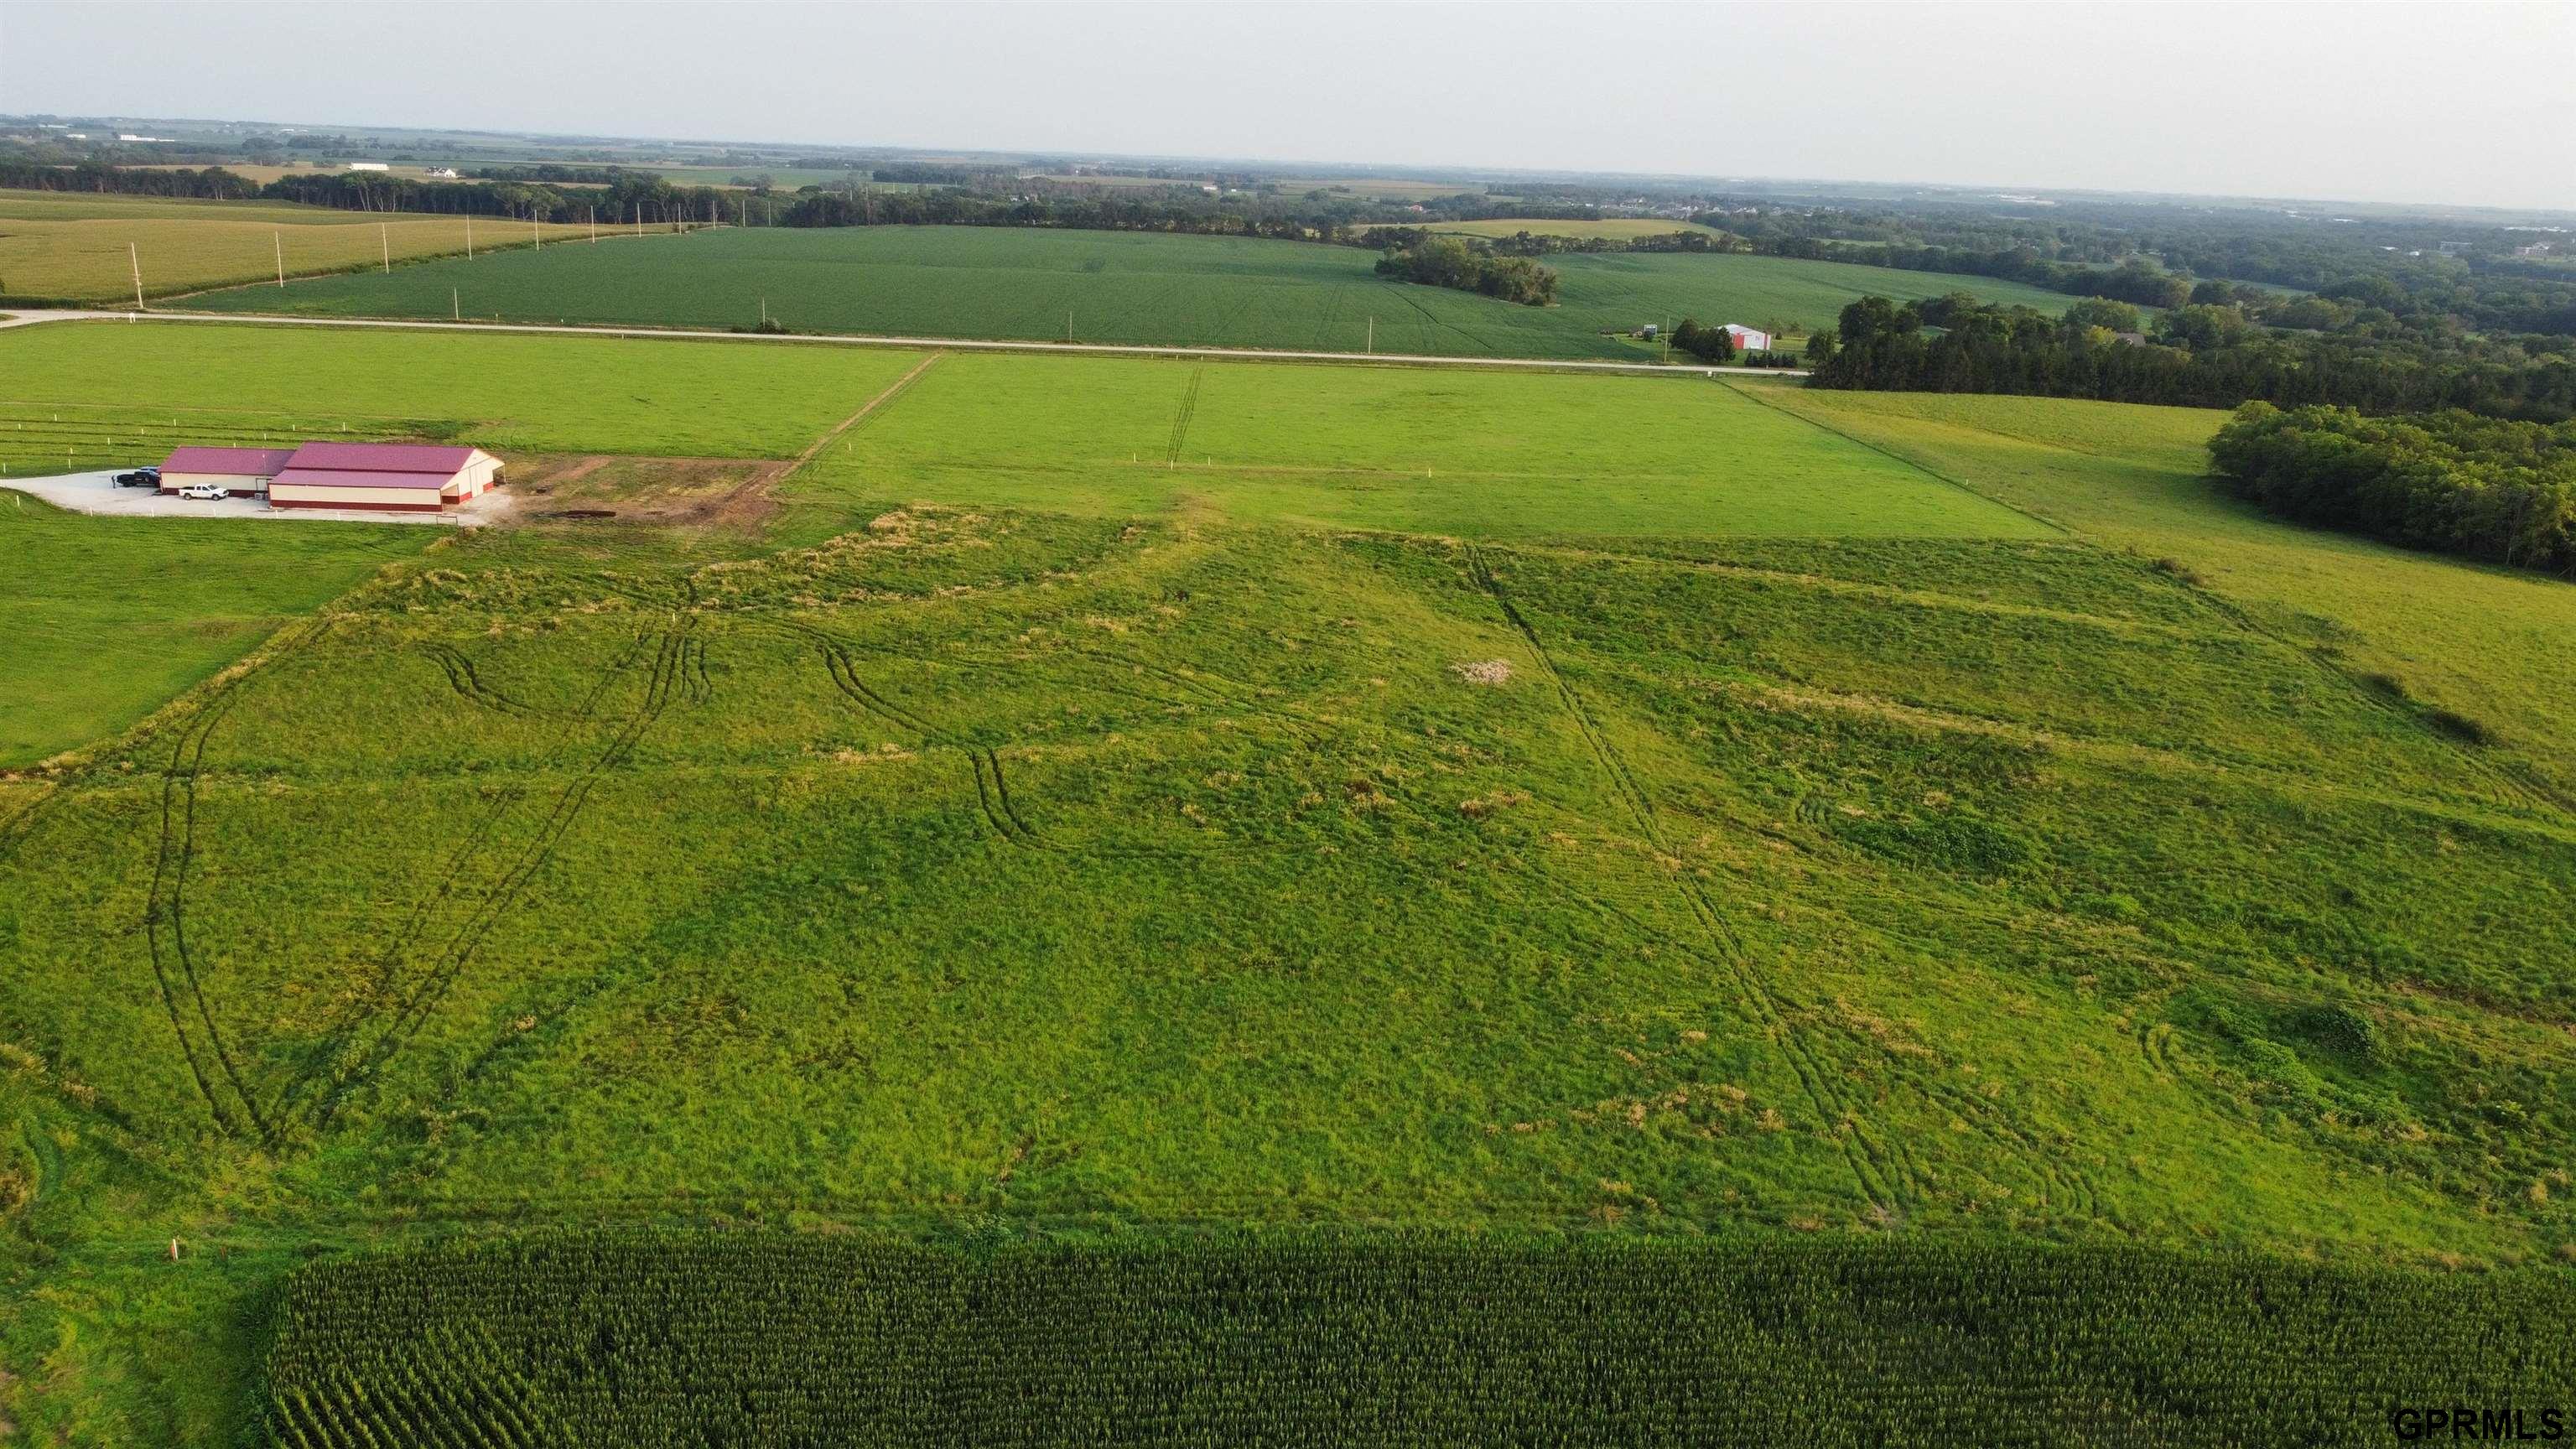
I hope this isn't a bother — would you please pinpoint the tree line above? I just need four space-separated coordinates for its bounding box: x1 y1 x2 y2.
0 158 776 225
1806 293 2576 423
2207 402 2576 575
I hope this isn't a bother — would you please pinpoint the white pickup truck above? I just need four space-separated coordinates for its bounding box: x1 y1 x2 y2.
176 485 230 501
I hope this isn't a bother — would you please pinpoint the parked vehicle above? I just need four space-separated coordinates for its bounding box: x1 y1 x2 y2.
176 485 230 501
113 467 160 488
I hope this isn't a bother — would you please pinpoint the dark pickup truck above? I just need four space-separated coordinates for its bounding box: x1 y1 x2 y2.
113 467 160 488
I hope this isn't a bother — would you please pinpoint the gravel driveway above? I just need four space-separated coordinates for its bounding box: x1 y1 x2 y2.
0 470 512 527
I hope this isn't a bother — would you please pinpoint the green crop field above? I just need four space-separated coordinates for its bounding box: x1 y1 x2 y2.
174 225 2087 356
262 1233 2574 1447
0 189 600 306
2 320 2572 1445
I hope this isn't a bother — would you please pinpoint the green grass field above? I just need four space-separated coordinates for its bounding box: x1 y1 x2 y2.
1 321 2571 1444
0 496 424 766
0 319 926 460
174 225 2085 356
792 353 2041 539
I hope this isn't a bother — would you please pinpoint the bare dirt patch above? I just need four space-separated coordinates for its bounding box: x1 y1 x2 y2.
506 454 791 529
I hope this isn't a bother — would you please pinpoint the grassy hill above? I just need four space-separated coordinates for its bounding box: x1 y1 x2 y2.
173 224 2086 356
1 319 2571 1444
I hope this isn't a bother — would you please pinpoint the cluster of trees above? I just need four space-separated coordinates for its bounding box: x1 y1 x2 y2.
1481 228 1729 257
1372 236 1558 305
1669 318 1739 361
1752 237 2196 307
1808 293 2576 421
2208 402 2576 574
785 184 1334 240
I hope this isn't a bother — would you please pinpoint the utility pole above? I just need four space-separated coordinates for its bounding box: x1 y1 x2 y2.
274 231 285 288
453 286 460 321
589 206 597 243
1066 309 1073 342
465 213 474 259
634 204 642 238
759 296 767 325
1366 315 1374 353
380 223 391 274
129 242 143 310
532 212 540 252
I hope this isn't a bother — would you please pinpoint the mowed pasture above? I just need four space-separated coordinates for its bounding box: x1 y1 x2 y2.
800 352 2044 538
0 190 604 306
0 496 423 765
0 319 928 460
178 224 2087 356
3 320 2574 1442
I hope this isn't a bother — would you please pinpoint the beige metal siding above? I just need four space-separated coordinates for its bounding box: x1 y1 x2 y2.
269 483 448 508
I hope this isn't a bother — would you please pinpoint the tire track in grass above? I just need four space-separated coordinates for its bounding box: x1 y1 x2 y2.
273 629 659 1129
784 621 1309 860
786 619 1038 849
289 620 694 1135
1166 364 1205 465
142 623 333 1138
1465 543 1905 1213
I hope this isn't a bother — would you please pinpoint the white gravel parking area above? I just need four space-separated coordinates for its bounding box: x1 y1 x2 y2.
0 470 513 527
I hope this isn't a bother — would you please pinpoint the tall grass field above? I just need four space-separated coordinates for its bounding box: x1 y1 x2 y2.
0 318 2570 1445
0 190 600 306
174 224 2083 356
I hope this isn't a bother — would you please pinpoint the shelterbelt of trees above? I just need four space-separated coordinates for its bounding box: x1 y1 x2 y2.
1805 293 2576 423
1370 235 1557 305
2209 402 2576 575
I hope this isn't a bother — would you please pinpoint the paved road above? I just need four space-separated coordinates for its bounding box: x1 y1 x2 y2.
0 468 511 527
0 308 1810 379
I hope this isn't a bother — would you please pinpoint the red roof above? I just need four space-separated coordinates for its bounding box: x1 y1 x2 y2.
271 467 454 491
284 442 482 474
161 446 297 475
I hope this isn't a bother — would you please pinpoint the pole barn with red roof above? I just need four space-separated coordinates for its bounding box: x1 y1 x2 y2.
264 443 505 512
158 446 299 496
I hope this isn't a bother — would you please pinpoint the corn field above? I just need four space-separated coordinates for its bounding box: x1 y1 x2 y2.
261 1232 2576 1447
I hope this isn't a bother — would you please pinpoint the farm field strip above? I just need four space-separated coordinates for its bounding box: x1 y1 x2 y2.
0 206 607 307
167 224 2088 356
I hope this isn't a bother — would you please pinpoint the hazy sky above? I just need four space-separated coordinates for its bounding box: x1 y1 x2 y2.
7 2 2571 210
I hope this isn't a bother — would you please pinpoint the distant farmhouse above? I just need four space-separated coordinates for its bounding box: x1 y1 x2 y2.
2516 242 2555 258
158 442 502 512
